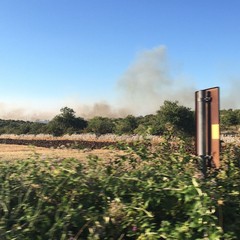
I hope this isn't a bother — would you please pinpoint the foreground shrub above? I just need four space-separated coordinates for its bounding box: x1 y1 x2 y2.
0 138 239 239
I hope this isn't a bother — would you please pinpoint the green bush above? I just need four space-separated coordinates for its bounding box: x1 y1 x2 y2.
47 107 87 136
0 138 239 239
87 117 115 135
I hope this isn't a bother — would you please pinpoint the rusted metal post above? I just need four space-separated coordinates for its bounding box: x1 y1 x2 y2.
195 87 220 176
209 87 220 168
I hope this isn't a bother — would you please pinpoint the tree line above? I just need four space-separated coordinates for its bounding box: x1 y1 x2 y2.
0 101 239 137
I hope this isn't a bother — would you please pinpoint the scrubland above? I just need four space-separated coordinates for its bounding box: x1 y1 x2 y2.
0 134 239 239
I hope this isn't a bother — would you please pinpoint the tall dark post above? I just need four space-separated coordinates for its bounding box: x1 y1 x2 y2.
196 90 207 156
196 90 208 176
195 87 220 176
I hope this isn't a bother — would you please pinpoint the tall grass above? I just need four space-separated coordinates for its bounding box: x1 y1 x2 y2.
0 133 239 143
0 133 160 142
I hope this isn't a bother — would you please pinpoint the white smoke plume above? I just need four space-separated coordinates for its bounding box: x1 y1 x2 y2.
0 102 56 121
75 102 130 119
117 45 196 115
0 45 197 120
221 78 240 109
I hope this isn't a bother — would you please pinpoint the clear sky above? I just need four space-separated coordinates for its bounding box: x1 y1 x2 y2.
0 0 240 120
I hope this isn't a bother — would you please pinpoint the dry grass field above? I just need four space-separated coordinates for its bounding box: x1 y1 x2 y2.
0 144 123 161
0 133 163 144
0 133 239 162
0 134 163 163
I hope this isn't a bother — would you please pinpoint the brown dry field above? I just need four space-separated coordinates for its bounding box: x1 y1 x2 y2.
0 144 122 161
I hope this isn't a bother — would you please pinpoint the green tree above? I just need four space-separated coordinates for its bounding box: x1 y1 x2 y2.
87 116 115 135
115 115 138 134
154 101 195 135
134 114 161 135
221 109 238 127
0 119 48 135
236 109 240 124
18 122 31 134
29 122 48 134
47 107 87 136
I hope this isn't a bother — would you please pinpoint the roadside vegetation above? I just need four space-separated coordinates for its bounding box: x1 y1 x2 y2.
0 135 239 239
0 101 239 239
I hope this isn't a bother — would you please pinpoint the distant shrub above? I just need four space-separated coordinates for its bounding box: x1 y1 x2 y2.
87 117 115 135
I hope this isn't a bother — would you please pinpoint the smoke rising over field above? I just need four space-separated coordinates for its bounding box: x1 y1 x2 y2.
2 46 195 120
75 102 129 119
75 46 196 118
75 46 197 118
0 45 239 121
221 78 240 109
0 102 55 121
117 46 196 115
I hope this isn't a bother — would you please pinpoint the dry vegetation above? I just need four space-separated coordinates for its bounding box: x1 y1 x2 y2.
221 135 240 144
0 133 164 150
0 144 126 161
0 133 239 162
0 133 239 142
0 133 163 143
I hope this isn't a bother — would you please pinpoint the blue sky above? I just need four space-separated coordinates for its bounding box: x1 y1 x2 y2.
0 0 240 119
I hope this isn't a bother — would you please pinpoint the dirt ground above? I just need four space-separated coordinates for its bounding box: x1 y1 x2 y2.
0 144 121 161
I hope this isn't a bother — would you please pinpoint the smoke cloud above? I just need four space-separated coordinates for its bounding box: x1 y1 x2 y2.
117 45 196 115
75 102 130 119
221 78 240 109
0 45 197 120
0 102 56 121
1 45 239 121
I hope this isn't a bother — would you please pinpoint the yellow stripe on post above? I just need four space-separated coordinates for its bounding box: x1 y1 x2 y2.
212 124 220 140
